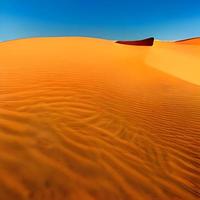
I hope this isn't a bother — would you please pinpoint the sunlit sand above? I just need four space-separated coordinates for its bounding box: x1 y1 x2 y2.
0 37 199 200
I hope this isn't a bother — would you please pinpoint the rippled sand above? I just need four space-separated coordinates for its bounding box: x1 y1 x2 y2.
0 37 199 200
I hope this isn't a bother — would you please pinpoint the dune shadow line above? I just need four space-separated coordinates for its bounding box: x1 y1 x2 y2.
116 37 154 46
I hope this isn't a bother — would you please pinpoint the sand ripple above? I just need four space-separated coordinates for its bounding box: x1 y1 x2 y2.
0 37 199 200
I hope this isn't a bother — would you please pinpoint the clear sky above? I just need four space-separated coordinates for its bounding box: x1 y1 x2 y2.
1 0 200 41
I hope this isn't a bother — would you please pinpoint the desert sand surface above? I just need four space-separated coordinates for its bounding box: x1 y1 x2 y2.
0 37 199 200
176 37 200 45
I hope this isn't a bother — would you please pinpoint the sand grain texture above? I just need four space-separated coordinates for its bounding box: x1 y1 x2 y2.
0 37 199 200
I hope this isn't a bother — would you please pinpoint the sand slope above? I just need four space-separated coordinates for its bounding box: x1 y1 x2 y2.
0 37 199 200
147 40 200 85
176 37 200 45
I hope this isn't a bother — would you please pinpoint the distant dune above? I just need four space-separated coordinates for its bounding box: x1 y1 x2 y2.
176 37 200 45
0 37 199 200
116 37 154 46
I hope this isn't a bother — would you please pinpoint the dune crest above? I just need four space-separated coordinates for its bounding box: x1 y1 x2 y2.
0 37 199 200
176 37 200 45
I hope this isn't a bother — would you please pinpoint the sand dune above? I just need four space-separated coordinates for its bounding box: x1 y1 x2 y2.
116 37 154 46
147 39 200 85
0 37 199 200
176 37 200 45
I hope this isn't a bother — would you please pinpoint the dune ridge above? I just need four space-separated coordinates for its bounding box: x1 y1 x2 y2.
0 37 199 200
175 37 200 45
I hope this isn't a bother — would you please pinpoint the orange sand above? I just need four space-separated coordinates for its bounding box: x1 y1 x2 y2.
176 37 200 45
0 37 199 200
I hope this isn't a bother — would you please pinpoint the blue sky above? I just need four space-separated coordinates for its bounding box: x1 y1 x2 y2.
1 0 200 41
